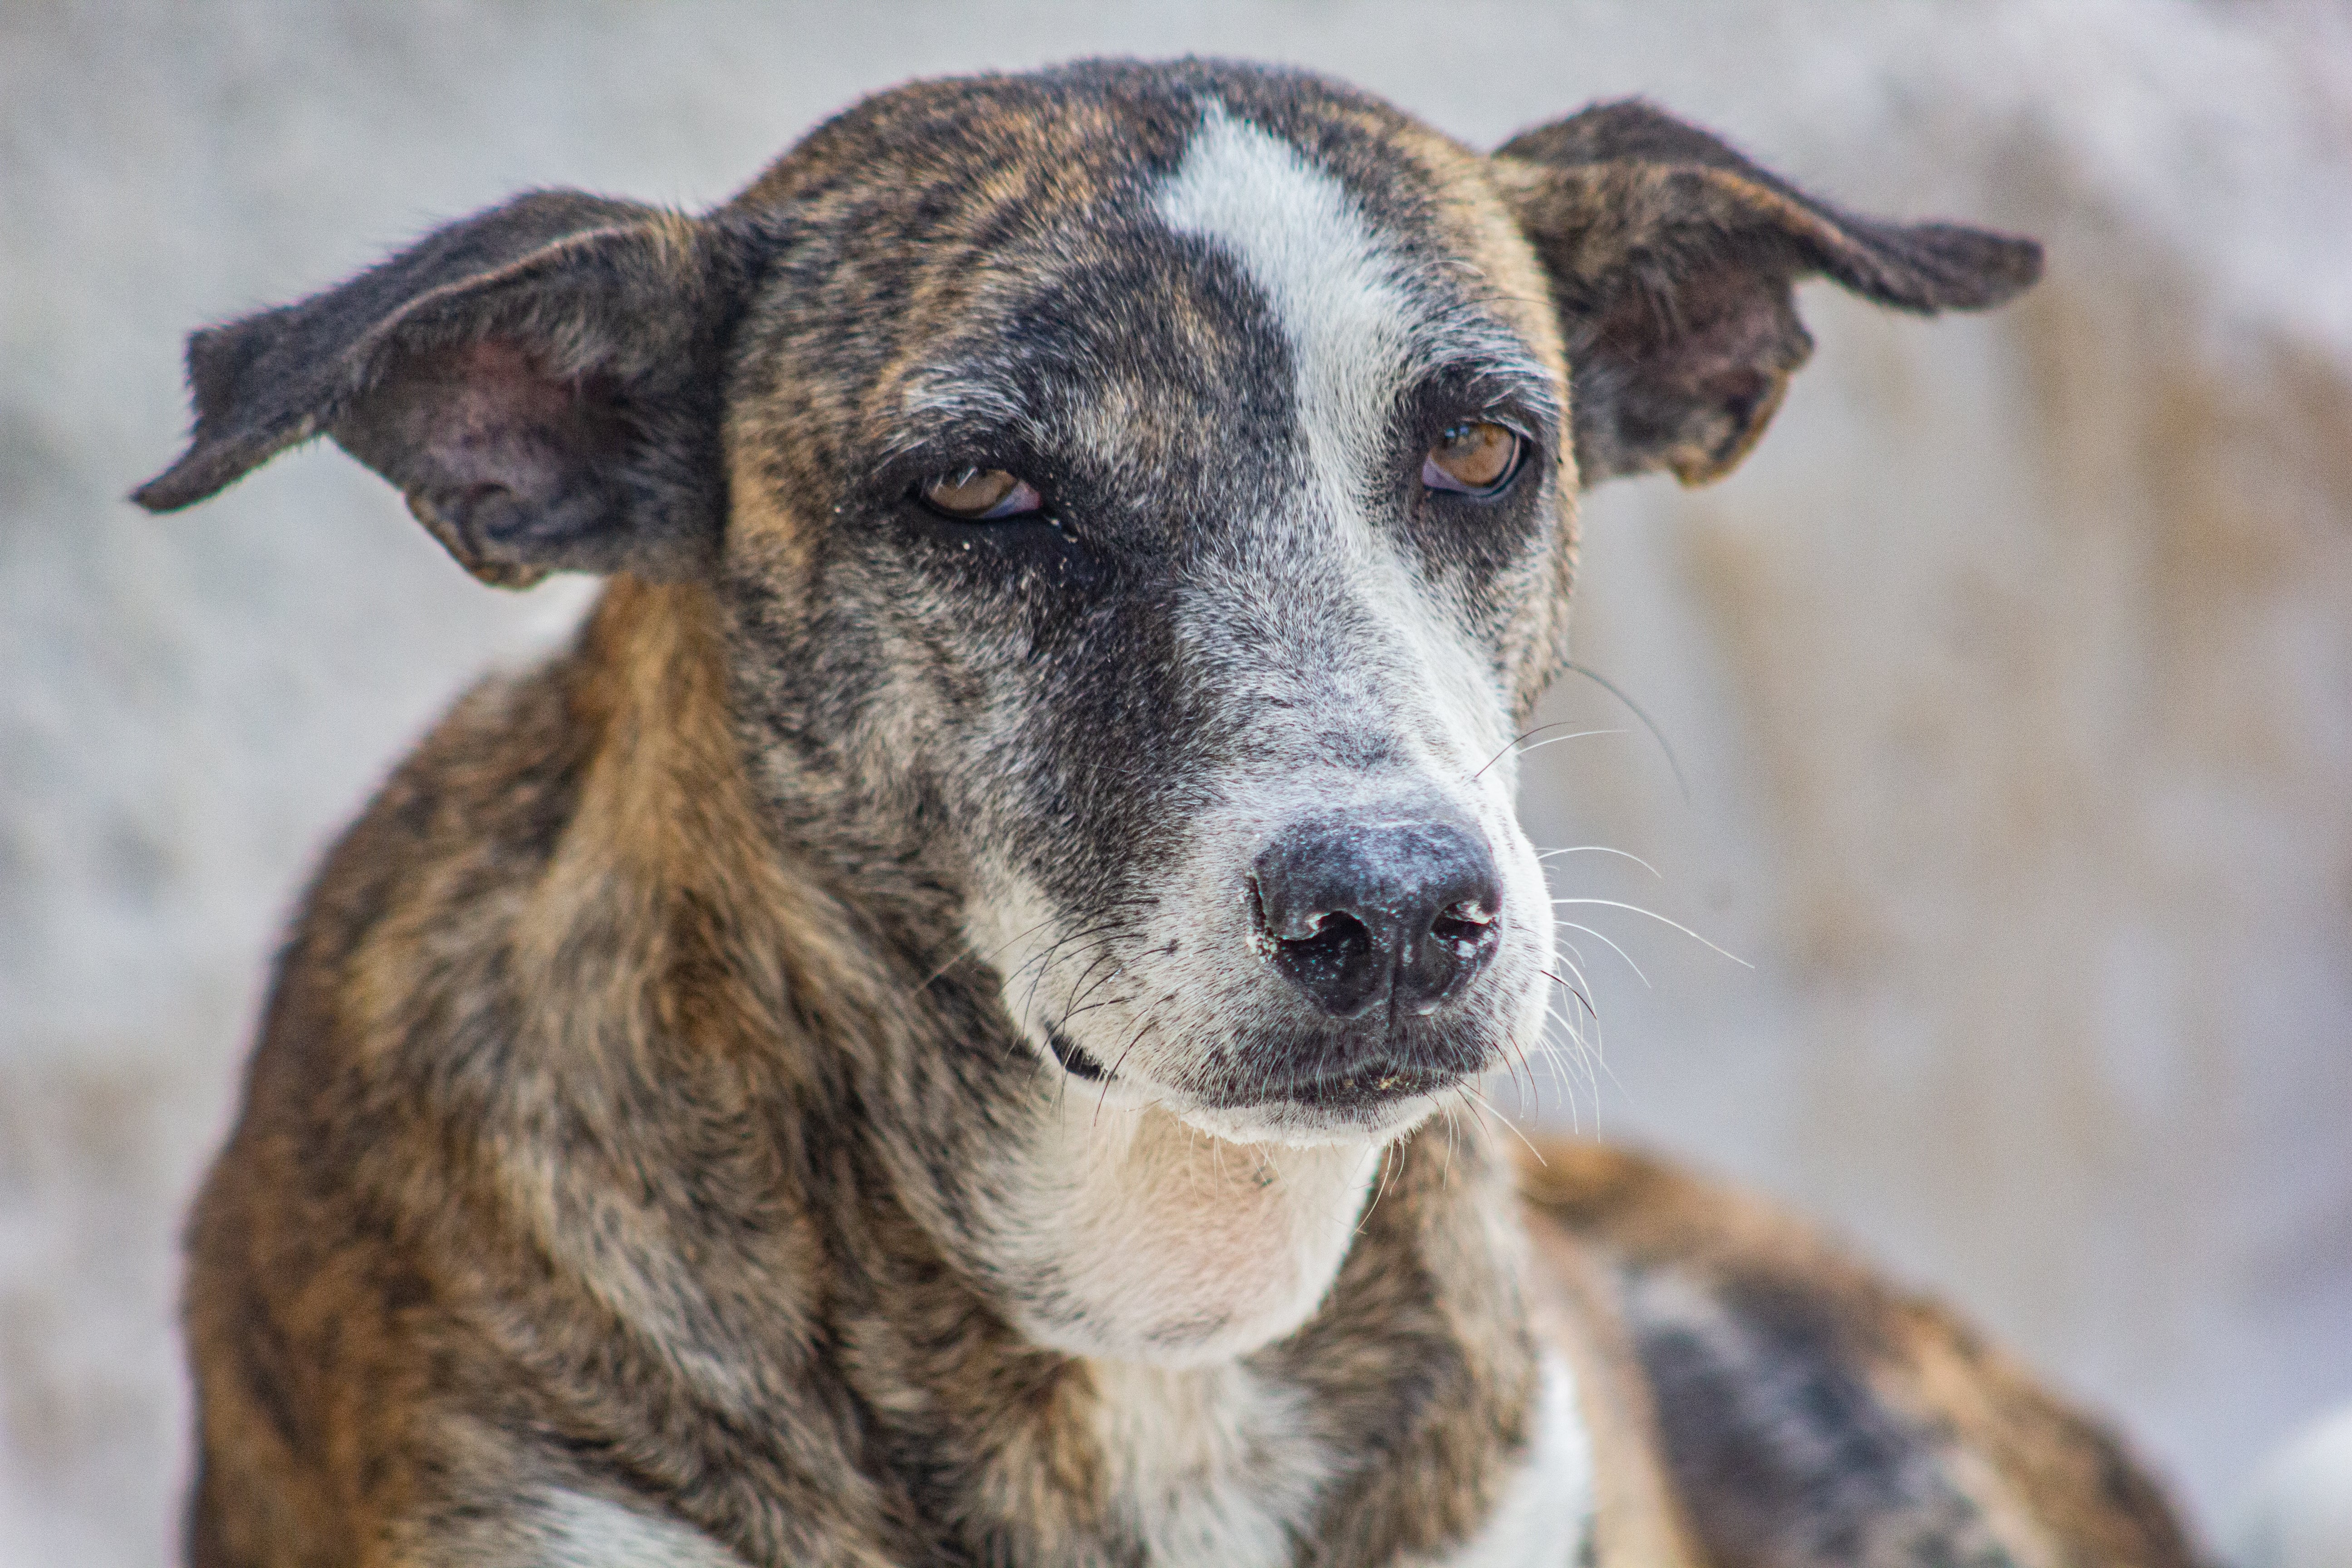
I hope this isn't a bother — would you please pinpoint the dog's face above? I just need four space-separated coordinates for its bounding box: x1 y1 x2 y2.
135 61 2038 1153
723 73 1574 1146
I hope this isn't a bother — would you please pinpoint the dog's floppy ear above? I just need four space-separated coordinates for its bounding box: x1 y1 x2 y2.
134 191 760 587
1492 100 2042 489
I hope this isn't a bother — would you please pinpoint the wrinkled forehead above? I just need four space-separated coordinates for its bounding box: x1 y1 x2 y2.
746 68 1565 469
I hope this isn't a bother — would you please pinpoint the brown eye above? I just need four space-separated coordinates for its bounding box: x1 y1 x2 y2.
920 467 1044 521
1422 422 1523 496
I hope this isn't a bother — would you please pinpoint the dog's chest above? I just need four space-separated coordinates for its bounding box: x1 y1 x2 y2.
1431 1354 1595 1568
1090 1359 1330 1563
1089 1351 1593 1568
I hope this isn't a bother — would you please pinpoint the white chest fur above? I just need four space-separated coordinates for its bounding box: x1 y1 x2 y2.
1093 1358 1335 1565
521 1355 1592 1568
1089 1349 1594 1568
1430 1353 1595 1568
961 1079 1593 1566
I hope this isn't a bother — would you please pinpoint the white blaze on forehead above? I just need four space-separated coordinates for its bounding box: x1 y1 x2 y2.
1156 102 1418 488
1153 101 1519 778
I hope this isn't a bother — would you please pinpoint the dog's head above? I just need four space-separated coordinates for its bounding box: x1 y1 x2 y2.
138 62 2036 1152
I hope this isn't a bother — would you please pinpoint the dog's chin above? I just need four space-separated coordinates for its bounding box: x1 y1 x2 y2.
1172 1090 1447 1149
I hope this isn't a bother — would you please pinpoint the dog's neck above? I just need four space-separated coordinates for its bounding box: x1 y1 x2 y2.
538 578 1547 1562
974 1091 1387 1364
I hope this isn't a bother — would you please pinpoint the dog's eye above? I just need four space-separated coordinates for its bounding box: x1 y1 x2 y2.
1422 422 1523 497
920 467 1044 521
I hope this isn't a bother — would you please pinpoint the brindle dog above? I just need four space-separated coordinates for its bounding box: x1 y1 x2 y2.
137 59 2198 1568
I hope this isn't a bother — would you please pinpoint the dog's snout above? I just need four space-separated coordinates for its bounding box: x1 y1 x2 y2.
1250 808 1502 1019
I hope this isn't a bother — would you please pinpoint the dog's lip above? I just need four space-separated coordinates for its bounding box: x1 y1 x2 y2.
1214 1057 1461 1112
1049 1027 1463 1113
1046 1028 1109 1082
1049 1019 1481 1113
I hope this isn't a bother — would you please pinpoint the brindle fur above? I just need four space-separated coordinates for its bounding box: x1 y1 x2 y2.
139 59 2191 1568
1523 1145 2202 1568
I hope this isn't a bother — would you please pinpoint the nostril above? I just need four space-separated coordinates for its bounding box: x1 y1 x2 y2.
1276 911 1374 981
1428 903 1493 960
1434 897 1495 932
1405 898 1503 1014
1250 879 1387 1018
1267 900 1340 946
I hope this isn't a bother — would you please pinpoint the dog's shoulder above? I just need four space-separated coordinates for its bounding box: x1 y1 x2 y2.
181 579 874 1566
180 605 615 1564
1519 1140 2203 1568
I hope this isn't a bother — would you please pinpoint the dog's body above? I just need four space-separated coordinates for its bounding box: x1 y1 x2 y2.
138 60 2195 1568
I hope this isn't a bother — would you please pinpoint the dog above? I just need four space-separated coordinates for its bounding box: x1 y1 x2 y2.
136 58 2200 1568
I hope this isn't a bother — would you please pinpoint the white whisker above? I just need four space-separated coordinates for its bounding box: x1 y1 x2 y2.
1557 921 1650 987
1470 721 1626 779
1507 726 1626 764
1461 1080 1546 1167
1534 844 1662 879
1549 897 1753 968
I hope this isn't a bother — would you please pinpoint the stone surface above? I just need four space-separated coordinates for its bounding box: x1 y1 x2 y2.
5 1 2347 1561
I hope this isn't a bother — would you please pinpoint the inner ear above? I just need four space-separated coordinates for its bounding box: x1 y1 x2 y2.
343 339 635 586
391 341 622 486
1588 258 1812 485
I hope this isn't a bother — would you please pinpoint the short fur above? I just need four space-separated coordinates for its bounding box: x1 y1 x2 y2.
138 59 2192 1568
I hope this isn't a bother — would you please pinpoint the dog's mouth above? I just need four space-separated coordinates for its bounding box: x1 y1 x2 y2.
1237 1057 1460 1110
1046 1029 1110 1082
1048 1025 1473 1118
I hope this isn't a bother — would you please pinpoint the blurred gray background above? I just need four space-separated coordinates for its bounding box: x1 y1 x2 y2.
5 1 2348 1562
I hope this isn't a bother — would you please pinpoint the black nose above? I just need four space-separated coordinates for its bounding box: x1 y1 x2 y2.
1250 807 1503 1019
